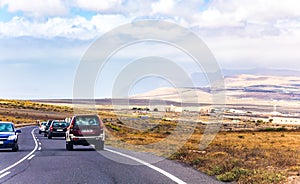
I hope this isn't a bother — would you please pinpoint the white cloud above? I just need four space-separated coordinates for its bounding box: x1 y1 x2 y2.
0 0 299 71
151 0 175 15
0 0 68 17
210 0 300 22
74 0 122 12
0 14 132 40
90 14 132 33
191 0 300 29
204 33 300 69
150 0 205 20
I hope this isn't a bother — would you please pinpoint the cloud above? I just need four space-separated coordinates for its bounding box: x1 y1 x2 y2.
191 0 300 29
74 0 122 12
151 0 175 15
210 0 300 22
0 14 132 40
0 0 68 17
0 0 299 70
204 33 300 69
150 0 205 21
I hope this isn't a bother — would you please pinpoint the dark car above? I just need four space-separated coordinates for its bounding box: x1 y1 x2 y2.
48 120 69 139
44 120 53 137
0 122 21 152
66 114 105 150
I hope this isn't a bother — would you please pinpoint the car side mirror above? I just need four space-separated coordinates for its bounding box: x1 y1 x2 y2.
15 129 21 134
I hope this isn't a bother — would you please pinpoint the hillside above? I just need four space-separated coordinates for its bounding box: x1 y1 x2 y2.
131 74 300 113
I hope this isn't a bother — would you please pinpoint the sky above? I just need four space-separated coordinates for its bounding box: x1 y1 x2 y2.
0 0 300 99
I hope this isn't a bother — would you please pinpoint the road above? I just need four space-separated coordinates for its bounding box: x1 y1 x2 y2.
0 126 222 184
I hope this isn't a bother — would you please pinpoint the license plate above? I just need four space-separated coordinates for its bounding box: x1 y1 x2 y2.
0 141 3 144
81 129 92 133
57 129 63 131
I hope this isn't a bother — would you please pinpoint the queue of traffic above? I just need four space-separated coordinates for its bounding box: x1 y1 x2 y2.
0 114 105 152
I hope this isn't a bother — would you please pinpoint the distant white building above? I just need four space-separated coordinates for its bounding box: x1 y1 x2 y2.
271 116 300 125
268 103 300 125
165 104 182 113
228 109 246 114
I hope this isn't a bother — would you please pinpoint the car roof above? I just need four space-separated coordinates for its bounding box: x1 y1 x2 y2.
74 114 99 117
0 121 14 124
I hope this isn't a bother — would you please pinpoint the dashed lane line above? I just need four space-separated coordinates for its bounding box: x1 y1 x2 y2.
0 128 38 175
27 155 35 160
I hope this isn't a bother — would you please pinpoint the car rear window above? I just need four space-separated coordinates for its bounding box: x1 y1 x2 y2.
0 123 14 132
75 116 100 126
52 121 68 127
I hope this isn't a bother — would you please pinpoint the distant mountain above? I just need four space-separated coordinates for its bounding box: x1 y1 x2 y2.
190 68 300 87
222 68 300 77
132 74 300 112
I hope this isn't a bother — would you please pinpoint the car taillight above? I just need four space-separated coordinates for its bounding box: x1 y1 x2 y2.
50 126 53 131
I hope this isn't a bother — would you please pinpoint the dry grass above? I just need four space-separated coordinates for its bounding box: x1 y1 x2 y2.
0 99 73 126
169 131 300 183
105 118 300 184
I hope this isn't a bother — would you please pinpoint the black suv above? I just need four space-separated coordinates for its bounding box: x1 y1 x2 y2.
48 120 69 139
65 115 105 150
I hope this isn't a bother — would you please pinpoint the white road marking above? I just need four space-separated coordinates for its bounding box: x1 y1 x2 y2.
105 148 187 184
27 155 35 160
0 172 11 179
0 128 38 175
38 147 41 151
39 142 41 145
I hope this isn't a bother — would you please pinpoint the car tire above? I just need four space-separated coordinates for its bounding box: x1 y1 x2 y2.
39 130 41 134
48 133 52 139
66 142 73 151
94 141 104 151
12 143 19 152
44 133 47 137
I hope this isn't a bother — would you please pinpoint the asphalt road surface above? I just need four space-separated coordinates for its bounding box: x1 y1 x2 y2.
0 126 222 184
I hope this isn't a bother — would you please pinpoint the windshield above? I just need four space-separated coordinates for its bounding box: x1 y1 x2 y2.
0 123 14 132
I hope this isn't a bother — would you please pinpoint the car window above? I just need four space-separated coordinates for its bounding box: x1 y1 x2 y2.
52 121 68 127
75 116 100 126
0 123 14 132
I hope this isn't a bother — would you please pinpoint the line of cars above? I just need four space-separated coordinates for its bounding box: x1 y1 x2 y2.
0 114 105 152
39 114 105 151
39 120 69 139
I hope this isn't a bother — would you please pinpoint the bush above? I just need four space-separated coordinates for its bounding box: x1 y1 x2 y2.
106 123 121 131
238 135 245 139
260 127 287 132
217 167 250 182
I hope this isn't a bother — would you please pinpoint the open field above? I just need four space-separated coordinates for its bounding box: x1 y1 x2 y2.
103 117 300 184
1 98 300 183
0 99 73 126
